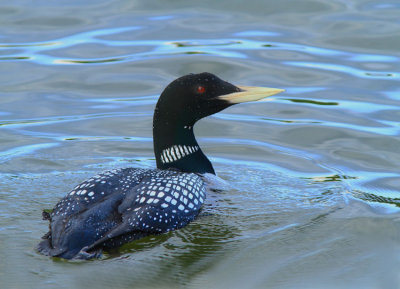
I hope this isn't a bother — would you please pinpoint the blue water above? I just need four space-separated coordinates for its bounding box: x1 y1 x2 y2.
1 1 400 288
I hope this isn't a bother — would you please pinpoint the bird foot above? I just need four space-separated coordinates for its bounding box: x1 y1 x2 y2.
74 246 102 260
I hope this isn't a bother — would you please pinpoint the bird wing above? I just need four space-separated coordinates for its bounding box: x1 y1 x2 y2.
86 172 206 252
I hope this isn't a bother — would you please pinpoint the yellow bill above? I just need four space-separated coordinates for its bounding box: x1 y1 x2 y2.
218 85 284 104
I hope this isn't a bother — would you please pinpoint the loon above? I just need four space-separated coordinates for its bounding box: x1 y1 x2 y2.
38 72 284 259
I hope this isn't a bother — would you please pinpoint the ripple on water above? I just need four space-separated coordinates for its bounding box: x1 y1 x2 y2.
1 6 400 288
1 26 399 76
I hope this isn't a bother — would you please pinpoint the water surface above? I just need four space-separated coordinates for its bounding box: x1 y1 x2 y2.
1 1 400 288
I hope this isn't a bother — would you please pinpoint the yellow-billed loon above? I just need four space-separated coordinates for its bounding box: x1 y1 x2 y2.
38 72 284 259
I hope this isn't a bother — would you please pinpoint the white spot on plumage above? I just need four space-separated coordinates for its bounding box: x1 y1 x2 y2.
88 191 94 197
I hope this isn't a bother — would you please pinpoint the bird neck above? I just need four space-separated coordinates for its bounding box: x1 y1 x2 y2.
152 108 215 174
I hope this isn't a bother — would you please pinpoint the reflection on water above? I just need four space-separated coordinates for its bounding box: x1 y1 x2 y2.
1 26 399 83
285 98 339 105
1 0 400 288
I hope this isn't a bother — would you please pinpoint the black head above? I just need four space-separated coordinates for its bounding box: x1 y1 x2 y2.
153 72 284 174
155 72 241 125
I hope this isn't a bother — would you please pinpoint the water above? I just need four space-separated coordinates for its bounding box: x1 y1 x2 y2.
1 0 400 288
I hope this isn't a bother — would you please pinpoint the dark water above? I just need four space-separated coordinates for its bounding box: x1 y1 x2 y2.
1 1 400 288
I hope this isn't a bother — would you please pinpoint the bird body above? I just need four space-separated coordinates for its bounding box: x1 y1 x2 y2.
39 168 205 259
38 72 283 259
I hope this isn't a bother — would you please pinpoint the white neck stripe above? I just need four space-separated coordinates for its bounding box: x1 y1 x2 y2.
165 149 173 162
160 145 199 164
174 145 181 159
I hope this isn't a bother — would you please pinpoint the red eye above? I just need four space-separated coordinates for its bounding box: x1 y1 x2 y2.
197 86 206 94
